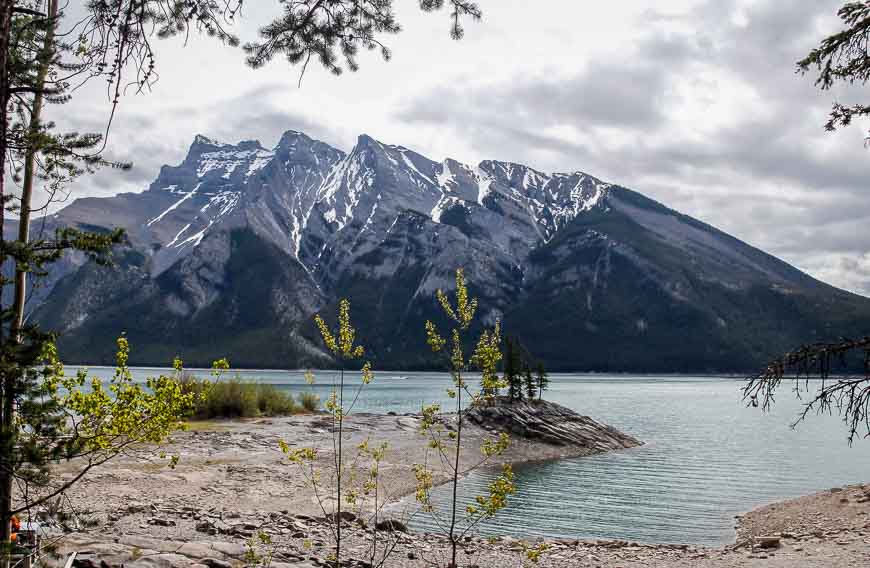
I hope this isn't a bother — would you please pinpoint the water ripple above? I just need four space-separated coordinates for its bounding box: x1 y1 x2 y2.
76 368 870 546
402 376 870 545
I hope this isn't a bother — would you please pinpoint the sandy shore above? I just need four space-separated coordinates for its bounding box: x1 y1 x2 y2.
30 413 870 567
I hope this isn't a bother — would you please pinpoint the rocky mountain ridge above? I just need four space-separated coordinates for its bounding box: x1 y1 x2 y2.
28 129 870 370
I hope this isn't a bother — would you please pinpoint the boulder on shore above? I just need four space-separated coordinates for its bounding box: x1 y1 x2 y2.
464 397 641 451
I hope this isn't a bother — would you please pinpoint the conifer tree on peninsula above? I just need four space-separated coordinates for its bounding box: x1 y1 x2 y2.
504 337 524 402
535 362 549 401
524 364 536 401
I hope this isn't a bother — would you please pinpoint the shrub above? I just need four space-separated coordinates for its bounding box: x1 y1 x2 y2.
178 374 298 419
298 391 320 412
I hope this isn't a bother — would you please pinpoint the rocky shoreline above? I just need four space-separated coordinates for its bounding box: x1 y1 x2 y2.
29 411 870 567
465 398 641 450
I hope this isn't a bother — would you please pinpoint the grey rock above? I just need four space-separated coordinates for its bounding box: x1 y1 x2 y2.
194 521 215 534
71 554 100 568
127 553 195 568
126 503 149 514
207 542 246 559
465 398 641 450
176 543 221 560
325 511 357 523
199 559 232 568
755 536 781 549
374 519 408 533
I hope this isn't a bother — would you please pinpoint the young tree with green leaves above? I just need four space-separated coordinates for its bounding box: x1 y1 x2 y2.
314 298 371 566
416 268 514 568
281 299 402 568
0 336 220 565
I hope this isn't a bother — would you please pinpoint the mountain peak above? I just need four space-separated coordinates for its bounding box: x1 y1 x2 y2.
192 134 223 148
355 133 391 152
237 139 265 151
276 129 313 149
184 134 229 164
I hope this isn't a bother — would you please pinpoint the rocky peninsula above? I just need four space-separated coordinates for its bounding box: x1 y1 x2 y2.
32 405 870 567
465 398 640 450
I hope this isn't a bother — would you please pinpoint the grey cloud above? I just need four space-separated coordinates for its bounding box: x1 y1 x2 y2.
394 0 870 294
403 32 700 133
509 64 673 129
65 84 348 205
800 253 870 296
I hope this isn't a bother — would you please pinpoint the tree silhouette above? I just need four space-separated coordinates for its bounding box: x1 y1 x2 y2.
535 362 549 401
745 3 870 443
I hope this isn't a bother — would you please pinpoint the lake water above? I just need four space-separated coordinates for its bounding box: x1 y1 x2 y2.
75 367 870 546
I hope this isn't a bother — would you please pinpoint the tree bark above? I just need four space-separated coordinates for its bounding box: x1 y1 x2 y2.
0 0 17 559
336 367 343 566
448 371 462 568
13 0 56 337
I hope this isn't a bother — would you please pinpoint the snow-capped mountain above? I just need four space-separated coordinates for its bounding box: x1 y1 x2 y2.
32 130 870 370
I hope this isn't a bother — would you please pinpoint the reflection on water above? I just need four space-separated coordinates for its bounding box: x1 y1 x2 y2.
73 367 870 545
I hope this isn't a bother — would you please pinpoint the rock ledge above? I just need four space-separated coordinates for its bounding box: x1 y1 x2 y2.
464 397 641 451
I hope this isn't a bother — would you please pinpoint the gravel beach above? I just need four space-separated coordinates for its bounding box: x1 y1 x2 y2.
29 412 870 567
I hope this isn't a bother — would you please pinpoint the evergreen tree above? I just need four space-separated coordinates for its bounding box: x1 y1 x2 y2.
0 2 133 553
798 2 870 136
524 364 536 401
535 361 549 401
504 337 524 402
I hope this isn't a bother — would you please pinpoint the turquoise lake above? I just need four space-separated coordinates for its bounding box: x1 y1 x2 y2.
76 367 870 545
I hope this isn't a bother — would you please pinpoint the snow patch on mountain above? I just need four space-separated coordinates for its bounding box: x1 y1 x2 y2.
436 160 457 190
474 169 494 206
140 131 620 263
195 147 275 179
399 149 437 187
176 221 214 249
431 195 460 223
201 190 241 218
245 152 275 179
147 182 202 227
167 223 192 247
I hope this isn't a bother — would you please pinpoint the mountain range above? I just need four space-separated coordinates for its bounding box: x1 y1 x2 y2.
26 130 870 371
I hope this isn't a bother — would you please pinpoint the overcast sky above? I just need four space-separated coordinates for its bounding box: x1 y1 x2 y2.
51 1 870 295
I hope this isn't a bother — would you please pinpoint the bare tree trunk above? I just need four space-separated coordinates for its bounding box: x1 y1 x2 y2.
337 367 343 566
0 0 17 560
448 371 462 568
13 0 56 337
0 0 11 244
2 2 58 562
